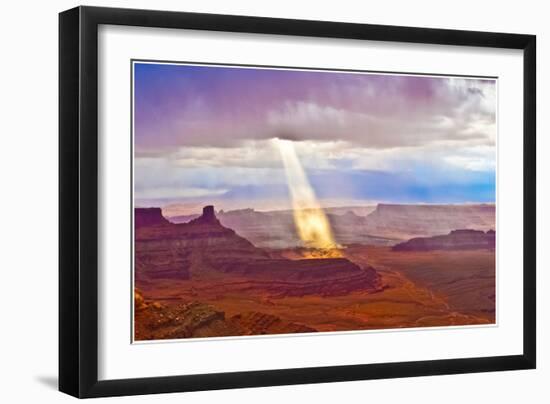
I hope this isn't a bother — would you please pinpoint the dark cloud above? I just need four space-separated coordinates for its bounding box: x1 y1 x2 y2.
134 63 496 152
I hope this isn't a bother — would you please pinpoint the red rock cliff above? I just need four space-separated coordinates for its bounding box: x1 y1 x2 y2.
135 207 170 229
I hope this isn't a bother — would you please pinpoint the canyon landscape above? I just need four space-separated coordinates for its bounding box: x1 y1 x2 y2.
134 204 495 340
133 62 496 340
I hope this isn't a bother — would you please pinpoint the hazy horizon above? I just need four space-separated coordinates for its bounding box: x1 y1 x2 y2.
134 200 496 218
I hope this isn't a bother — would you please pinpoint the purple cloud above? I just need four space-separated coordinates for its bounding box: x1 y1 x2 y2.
134 63 495 154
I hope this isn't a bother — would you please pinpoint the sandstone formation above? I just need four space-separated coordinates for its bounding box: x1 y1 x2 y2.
134 299 241 340
134 204 496 340
365 204 495 240
167 203 495 248
134 207 170 229
134 291 316 340
392 229 496 251
215 257 380 297
135 206 267 282
231 312 316 335
135 206 382 296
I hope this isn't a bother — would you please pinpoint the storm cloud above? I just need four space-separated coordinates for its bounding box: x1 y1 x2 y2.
135 63 495 152
133 62 496 209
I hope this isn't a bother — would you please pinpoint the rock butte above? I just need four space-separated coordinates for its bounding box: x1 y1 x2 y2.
134 206 383 297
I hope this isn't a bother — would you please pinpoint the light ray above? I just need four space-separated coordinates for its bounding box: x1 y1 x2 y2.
273 138 342 257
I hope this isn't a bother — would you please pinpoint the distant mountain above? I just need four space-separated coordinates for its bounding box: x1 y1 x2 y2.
392 229 496 252
166 203 495 248
167 213 200 223
168 206 386 248
168 208 300 248
134 206 382 297
364 204 495 241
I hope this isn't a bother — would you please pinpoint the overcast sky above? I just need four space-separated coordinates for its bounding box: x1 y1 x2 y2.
134 62 496 212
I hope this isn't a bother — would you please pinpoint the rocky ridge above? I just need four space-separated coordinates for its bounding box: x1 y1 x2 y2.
135 206 382 297
167 203 495 247
134 290 316 340
392 229 496 251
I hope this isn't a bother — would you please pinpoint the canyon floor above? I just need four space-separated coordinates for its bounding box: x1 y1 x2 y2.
135 245 495 340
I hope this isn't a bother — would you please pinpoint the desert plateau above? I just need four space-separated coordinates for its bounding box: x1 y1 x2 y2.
134 204 495 340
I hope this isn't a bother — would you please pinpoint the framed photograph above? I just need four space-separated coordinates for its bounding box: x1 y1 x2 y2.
59 6 536 398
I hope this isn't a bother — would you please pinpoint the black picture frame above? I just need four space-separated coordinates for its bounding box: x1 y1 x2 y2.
59 5 536 398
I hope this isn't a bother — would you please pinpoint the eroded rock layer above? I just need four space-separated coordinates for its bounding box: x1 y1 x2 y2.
134 291 316 340
135 206 382 297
